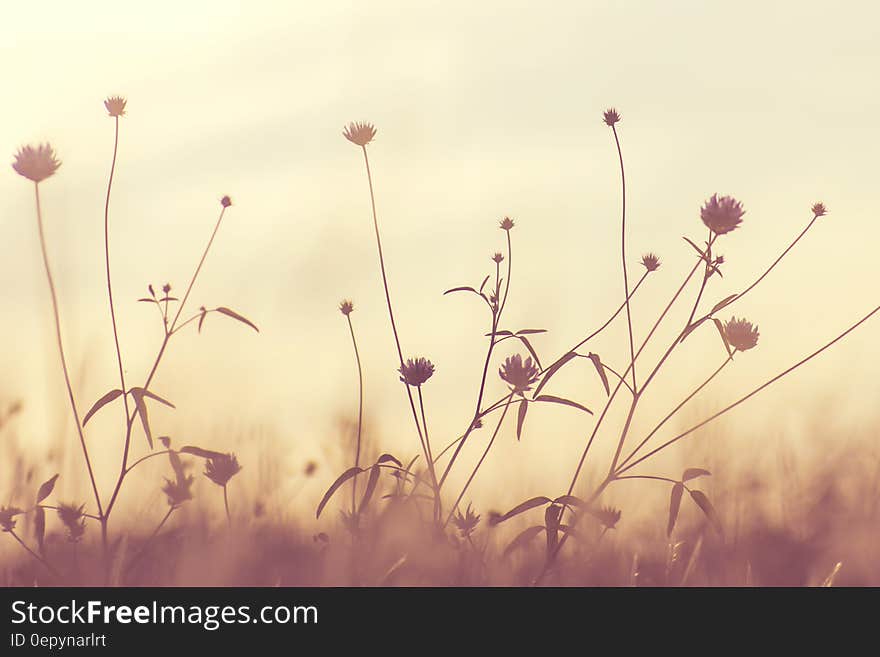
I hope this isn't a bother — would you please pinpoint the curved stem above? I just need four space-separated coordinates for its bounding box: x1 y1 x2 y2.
223 486 231 527
8 530 60 578
125 507 175 576
33 183 103 520
612 125 637 393
346 314 364 513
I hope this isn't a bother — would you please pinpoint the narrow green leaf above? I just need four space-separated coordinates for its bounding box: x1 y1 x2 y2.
138 389 176 409
667 482 684 537
503 525 545 558
710 294 738 315
490 496 551 525
516 399 528 441
131 390 153 450
82 389 124 426
552 495 585 508
682 468 711 482
180 445 225 460
443 286 478 296
516 335 542 370
587 352 610 396
690 489 723 536
375 453 402 467
358 465 381 514
316 467 363 518
682 236 708 260
534 395 593 415
216 306 259 333
36 474 59 504
197 307 207 333
713 318 733 357
515 329 548 335
34 506 46 556
534 352 576 397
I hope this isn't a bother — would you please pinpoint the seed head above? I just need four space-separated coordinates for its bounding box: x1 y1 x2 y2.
339 299 354 316
499 216 515 231
399 357 435 387
452 503 481 538
492 252 504 264
603 108 621 126
204 453 242 487
700 194 745 235
0 506 23 532
104 96 127 117
724 316 759 352
811 202 827 217
499 354 540 393
162 473 194 508
641 253 661 272
57 503 86 542
221 195 232 208
343 121 377 147
12 143 61 183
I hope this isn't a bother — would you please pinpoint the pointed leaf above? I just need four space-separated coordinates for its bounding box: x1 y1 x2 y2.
34 506 46 556
516 399 528 441
710 294 738 315
358 464 381 514
485 330 514 337
316 467 363 518
515 329 548 335
667 482 684 537
36 474 59 504
135 388 176 409
82 389 124 426
215 307 259 333
680 317 708 343
552 495 585 508
545 504 562 554
713 318 733 357
587 353 610 396
534 395 593 415
478 275 491 294
683 236 708 261
682 468 711 482
443 286 478 296
689 489 723 536
516 335 542 370
131 390 153 450
503 525 545 558
534 352 576 396
490 496 552 525
180 445 225 460
137 297 158 303
376 453 402 467
198 307 207 333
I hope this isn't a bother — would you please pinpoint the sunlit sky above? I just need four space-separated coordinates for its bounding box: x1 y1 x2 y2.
1 1 878 517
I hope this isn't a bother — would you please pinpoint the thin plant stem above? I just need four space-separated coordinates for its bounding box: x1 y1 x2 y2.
32 183 103 520
445 392 515 527
417 386 440 520
223 485 231 527
346 314 364 513
9 530 60 578
125 507 175 575
611 124 637 393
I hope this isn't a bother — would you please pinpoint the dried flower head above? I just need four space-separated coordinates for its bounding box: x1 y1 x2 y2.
343 121 377 147
641 253 661 272
0 506 23 532
204 453 242 487
162 283 171 294
591 505 622 529
162 473 194 508
724 316 760 352
492 252 504 264
104 96 127 117
499 354 540 393
399 357 435 386
700 194 745 235
57 503 86 542
603 108 621 126
12 143 61 183
811 202 827 217
452 503 481 538
221 195 232 208
339 300 354 316
499 216 515 231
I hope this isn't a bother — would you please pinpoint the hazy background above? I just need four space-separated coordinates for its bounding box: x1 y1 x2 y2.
1 1 878 526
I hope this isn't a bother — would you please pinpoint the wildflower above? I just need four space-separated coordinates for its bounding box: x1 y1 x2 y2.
700 194 745 235
0 506 23 532
12 144 61 183
499 354 540 393
640 253 661 272
162 474 194 508
343 121 377 147
399 357 435 386
591 505 622 529
811 202 827 217
499 216 515 231
104 96 127 117
492 252 504 264
57 503 86 542
452 504 481 538
339 300 354 316
603 108 621 126
724 317 759 352
162 283 171 294
204 453 242 487
221 195 232 208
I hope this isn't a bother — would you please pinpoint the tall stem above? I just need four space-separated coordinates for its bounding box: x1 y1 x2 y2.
223 486 231 527
346 314 364 513
612 125 637 393
33 183 103 520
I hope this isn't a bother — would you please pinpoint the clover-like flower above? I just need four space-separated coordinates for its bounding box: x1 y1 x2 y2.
339 300 354 316
343 121 377 146
204 453 242 487
700 194 745 235
221 195 232 208
399 357 435 386
0 506 23 533
499 216 515 231
591 505 622 529
603 108 621 126
499 354 540 393
452 503 481 538
811 202 827 217
57 503 86 542
724 317 759 352
641 253 661 272
12 144 61 183
492 252 504 264
104 96 127 117
162 473 194 508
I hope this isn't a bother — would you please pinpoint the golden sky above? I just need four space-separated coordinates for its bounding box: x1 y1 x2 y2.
1 1 878 514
